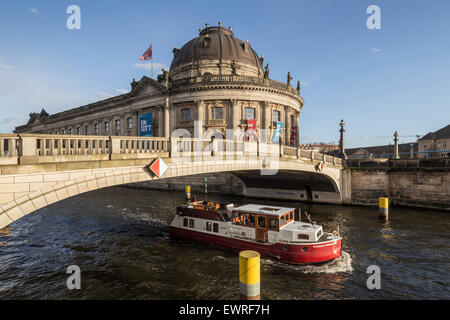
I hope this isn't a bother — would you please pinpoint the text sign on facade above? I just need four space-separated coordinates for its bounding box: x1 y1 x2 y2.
139 112 153 137
272 121 283 143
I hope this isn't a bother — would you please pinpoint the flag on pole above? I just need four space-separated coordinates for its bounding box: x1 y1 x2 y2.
139 44 152 61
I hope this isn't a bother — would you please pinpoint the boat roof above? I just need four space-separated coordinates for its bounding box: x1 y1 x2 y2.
232 204 294 216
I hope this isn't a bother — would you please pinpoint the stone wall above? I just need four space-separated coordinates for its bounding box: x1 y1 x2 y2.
350 169 450 210
127 172 245 195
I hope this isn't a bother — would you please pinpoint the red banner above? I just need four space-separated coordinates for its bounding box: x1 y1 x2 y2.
245 119 257 141
290 126 297 145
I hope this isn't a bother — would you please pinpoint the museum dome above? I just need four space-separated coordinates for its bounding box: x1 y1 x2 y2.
170 25 263 75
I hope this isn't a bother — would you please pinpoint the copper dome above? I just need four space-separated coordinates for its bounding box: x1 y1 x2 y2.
170 26 263 72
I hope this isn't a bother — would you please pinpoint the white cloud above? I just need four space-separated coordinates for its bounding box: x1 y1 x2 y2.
0 63 13 69
133 62 167 71
28 8 38 13
371 48 381 52
0 117 20 125
95 91 114 98
116 88 129 94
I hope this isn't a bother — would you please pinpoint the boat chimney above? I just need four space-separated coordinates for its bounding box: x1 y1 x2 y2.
185 185 191 205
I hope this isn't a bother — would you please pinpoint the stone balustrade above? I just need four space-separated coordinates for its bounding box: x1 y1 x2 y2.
0 134 343 168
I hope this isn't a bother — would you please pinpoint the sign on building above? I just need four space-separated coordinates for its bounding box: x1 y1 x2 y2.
139 112 153 137
272 121 283 143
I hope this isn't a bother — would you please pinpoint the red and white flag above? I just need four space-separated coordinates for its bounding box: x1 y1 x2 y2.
139 44 152 61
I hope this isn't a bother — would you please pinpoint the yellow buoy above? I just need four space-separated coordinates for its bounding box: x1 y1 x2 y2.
239 250 260 300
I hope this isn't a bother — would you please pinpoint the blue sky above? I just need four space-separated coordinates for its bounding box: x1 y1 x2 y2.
0 0 449 147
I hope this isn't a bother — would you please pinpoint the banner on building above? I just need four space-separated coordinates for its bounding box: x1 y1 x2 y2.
272 121 283 143
245 119 257 141
290 126 297 145
139 112 153 137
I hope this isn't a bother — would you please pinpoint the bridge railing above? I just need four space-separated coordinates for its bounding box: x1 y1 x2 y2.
0 134 20 165
0 134 343 167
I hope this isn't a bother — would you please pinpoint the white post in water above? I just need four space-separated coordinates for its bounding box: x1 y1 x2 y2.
204 176 208 194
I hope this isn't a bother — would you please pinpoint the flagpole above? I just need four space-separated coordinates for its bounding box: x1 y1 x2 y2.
151 43 154 79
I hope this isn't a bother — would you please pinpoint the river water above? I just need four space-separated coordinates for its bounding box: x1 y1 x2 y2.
0 186 448 299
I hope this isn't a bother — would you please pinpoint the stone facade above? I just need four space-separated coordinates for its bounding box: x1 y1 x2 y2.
14 25 304 146
417 124 450 159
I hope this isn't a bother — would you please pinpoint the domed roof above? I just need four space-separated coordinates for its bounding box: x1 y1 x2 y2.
170 26 262 72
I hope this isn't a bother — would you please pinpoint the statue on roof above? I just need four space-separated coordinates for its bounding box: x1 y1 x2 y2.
296 81 301 93
131 78 138 89
287 72 293 86
264 63 269 79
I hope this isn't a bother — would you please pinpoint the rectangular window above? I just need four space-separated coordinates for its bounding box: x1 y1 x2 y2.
69 128 73 135
115 119 121 131
290 212 294 221
85 125 90 135
213 223 219 233
244 107 255 120
183 218 188 227
77 127 81 135
94 123 99 134
189 219 194 228
206 221 212 231
127 117 133 129
54 130 58 135
211 107 223 120
280 215 285 226
181 108 191 121
105 122 110 133
443 141 447 148
62 129 66 135
273 110 281 122
257 216 266 228
297 234 309 240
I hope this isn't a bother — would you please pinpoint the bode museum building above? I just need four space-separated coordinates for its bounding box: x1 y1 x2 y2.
15 24 304 146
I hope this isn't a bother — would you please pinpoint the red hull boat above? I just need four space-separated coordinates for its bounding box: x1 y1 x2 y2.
169 200 342 265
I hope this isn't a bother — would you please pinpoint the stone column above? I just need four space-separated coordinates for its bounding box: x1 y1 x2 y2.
410 143 414 159
164 97 170 138
195 100 204 139
296 112 301 146
339 119 347 159
285 106 291 146
394 131 399 159
262 101 271 143
158 106 164 137
230 99 240 131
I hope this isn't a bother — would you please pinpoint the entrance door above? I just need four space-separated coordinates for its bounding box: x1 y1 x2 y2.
256 215 268 242
305 185 313 203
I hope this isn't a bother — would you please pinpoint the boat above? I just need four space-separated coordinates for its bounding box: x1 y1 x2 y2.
169 196 342 265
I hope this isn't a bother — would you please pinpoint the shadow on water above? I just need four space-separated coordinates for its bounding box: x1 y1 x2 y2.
0 186 448 299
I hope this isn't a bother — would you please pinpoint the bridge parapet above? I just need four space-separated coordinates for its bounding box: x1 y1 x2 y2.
0 134 343 168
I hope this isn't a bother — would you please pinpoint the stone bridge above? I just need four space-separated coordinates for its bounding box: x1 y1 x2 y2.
0 134 346 229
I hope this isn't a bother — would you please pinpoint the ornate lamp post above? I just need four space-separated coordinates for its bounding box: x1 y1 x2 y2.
394 131 399 159
339 119 347 159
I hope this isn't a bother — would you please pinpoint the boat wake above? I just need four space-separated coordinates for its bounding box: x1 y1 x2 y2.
262 251 353 274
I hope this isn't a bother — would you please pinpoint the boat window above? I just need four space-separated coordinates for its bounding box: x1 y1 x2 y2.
183 218 188 227
206 221 212 231
280 215 285 226
213 223 219 233
269 217 278 230
257 216 266 228
220 212 231 222
189 219 194 228
246 214 255 227
298 234 309 240
290 211 294 221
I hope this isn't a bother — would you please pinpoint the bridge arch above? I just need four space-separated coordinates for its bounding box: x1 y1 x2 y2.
0 157 342 230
